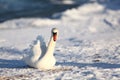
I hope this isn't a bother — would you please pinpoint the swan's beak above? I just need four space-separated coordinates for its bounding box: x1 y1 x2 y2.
53 32 57 41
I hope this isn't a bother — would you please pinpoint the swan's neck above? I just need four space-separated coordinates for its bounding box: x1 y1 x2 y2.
46 36 56 56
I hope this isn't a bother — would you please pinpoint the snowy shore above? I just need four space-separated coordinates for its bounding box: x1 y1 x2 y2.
0 3 120 80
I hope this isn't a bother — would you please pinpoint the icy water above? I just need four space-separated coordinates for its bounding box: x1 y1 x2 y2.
1 0 119 22
0 0 81 22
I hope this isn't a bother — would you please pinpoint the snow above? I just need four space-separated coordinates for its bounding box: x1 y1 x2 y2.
0 3 120 80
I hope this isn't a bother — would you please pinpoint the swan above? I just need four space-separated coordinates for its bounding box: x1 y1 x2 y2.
34 28 58 70
23 28 58 70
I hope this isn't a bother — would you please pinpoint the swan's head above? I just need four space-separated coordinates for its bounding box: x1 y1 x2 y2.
52 28 58 41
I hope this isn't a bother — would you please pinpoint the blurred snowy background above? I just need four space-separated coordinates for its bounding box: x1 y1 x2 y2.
0 0 120 22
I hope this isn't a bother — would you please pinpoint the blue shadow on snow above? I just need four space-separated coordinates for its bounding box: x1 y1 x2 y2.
57 62 120 69
0 47 27 68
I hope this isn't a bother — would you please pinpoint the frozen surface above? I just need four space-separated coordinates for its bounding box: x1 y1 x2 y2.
0 3 120 80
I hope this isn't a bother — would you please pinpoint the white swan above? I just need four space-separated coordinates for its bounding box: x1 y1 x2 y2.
35 28 58 70
23 28 58 70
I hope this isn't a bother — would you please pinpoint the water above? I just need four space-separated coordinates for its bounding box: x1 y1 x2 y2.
0 0 81 22
1 0 119 22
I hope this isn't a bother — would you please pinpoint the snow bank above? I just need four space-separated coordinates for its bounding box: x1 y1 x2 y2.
58 3 120 33
0 18 60 29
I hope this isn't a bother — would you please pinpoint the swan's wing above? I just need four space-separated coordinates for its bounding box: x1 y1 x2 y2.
23 37 42 57
36 35 47 55
23 35 46 61
32 40 41 56
22 40 41 67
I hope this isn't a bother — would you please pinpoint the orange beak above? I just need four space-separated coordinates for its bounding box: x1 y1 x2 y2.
53 33 57 41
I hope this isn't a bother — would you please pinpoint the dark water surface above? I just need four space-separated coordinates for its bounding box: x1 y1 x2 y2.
0 0 120 22
0 0 82 22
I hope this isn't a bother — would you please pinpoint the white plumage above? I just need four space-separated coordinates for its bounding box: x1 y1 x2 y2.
23 28 58 70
